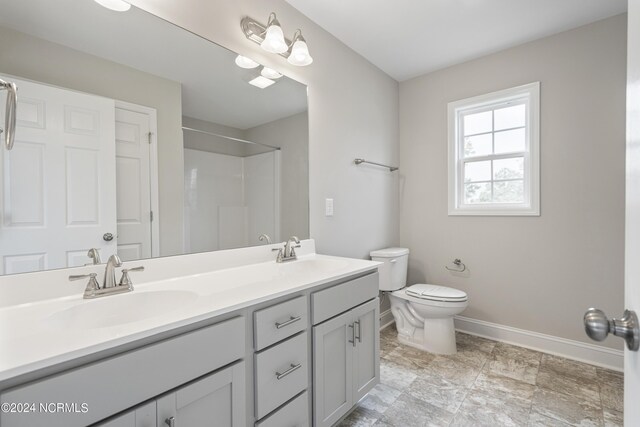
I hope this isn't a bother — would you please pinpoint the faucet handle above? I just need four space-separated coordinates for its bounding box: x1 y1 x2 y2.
119 266 144 289
69 273 100 296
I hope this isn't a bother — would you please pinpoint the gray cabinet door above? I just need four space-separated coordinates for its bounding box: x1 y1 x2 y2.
97 402 156 427
352 298 380 402
312 310 353 427
156 362 245 427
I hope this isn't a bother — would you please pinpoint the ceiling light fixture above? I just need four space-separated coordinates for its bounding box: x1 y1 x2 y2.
94 0 131 12
240 13 313 67
248 76 276 89
260 67 283 79
235 55 260 69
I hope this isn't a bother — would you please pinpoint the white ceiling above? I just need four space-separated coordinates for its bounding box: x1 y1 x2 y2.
0 0 308 129
285 0 627 81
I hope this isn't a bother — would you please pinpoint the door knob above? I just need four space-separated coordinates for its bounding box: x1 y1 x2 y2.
103 233 114 242
584 308 639 351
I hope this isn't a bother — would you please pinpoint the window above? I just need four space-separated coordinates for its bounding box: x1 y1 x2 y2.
448 82 540 216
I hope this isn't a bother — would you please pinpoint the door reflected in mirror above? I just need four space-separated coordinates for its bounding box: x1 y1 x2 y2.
0 0 309 275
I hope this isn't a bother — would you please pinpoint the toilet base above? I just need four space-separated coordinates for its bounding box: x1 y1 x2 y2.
395 317 458 355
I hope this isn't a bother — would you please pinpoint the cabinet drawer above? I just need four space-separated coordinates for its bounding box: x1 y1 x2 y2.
255 332 308 419
254 295 307 351
0 316 245 427
256 391 309 427
311 272 378 325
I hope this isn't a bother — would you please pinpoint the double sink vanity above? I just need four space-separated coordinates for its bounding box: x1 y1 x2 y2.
0 240 381 427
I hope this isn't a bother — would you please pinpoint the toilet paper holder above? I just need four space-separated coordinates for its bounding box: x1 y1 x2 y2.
445 259 466 273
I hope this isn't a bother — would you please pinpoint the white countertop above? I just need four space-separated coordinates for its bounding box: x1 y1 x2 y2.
0 251 379 384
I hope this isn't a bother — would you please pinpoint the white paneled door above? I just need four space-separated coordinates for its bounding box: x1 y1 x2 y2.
626 1 640 425
114 105 153 262
0 76 116 274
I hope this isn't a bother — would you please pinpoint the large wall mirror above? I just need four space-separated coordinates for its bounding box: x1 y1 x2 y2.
0 0 309 275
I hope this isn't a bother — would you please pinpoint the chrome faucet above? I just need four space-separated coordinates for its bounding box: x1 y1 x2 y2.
87 248 102 265
103 254 122 289
274 236 301 263
284 236 300 258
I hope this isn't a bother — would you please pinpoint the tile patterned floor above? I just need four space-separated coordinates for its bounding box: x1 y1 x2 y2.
338 325 624 427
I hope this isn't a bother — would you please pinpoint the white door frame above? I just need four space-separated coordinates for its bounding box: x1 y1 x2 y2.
114 100 160 258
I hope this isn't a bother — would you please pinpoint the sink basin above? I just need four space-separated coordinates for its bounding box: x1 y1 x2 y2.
48 290 198 329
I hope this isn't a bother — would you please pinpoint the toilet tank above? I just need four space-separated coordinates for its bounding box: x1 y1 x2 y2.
370 247 410 291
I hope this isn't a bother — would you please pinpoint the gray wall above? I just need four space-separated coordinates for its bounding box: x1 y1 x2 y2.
0 26 185 257
246 112 310 240
399 15 626 348
129 0 400 259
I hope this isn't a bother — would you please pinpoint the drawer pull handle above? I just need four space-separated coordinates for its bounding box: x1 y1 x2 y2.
355 320 362 343
275 315 302 329
165 417 175 427
276 363 302 380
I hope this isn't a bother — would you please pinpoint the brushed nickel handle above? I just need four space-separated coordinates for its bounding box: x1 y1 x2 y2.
276 363 302 380
165 416 175 427
584 308 639 351
348 323 356 346
275 315 301 329
355 320 362 343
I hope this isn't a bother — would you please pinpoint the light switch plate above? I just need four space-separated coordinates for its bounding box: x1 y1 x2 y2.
325 198 334 217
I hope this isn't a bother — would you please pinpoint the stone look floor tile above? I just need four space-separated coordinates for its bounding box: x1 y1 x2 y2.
603 407 623 427
358 383 402 415
374 392 455 427
421 355 482 387
383 343 436 371
536 354 600 404
596 368 624 413
531 387 604 427
528 411 574 426
451 388 532 427
472 370 536 401
338 406 380 427
346 331 624 427
486 342 542 385
406 374 469 413
379 359 418 390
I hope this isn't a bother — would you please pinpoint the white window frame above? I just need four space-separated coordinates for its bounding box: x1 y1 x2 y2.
448 82 540 216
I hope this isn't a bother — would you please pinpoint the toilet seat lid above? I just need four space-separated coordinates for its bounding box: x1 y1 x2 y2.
406 284 468 302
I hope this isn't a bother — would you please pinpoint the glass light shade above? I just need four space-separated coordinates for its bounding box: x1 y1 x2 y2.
235 55 260 69
261 67 283 79
248 76 276 89
94 0 131 12
261 24 288 54
287 40 313 66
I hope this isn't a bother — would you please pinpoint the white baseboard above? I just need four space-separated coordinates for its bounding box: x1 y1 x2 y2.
380 309 395 330
454 315 623 372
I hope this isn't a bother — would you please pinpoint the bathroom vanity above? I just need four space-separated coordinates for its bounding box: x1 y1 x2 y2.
0 240 380 427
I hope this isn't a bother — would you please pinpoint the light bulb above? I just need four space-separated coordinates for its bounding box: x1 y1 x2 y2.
261 15 288 54
94 0 131 12
287 39 313 66
261 67 283 79
235 55 260 69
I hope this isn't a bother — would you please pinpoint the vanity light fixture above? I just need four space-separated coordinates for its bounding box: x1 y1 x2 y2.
248 76 276 89
261 67 283 79
287 30 313 66
260 13 289 54
94 0 131 12
241 13 313 66
235 55 260 69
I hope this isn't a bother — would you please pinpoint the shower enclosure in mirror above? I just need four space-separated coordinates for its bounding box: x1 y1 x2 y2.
0 0 309 275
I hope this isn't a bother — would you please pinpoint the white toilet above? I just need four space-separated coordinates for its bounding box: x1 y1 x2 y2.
371 247 468 355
